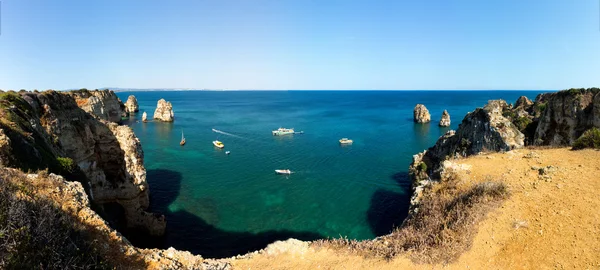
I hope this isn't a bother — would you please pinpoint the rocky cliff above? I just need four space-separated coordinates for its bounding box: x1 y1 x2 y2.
125 95 140 114
413 104 431 123
0 90 165 236
409 100 524 207
153 99 174 122
532 88 600 145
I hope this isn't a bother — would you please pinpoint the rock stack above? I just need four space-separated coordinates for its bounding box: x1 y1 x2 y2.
124 95 139 114
439 110 451 127
141 111 147 122
413 104 431 123
153 99 174 122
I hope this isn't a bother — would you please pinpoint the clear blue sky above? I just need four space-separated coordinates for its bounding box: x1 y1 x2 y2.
0 0 599 90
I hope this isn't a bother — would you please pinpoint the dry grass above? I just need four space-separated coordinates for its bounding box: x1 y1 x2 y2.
0 168 151 269
315 172 509 264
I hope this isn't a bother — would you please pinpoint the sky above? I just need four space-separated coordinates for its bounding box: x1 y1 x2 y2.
0 0 599 90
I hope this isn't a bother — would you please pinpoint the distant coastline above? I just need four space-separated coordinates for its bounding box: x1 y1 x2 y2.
62 88 559 92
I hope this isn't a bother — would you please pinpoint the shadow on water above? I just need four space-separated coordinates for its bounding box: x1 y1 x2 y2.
126 169 324 259
366 172 412 236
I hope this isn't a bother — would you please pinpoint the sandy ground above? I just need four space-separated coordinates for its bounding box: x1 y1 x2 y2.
231 148 600 269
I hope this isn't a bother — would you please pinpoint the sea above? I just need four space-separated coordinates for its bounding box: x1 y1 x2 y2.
116 90 545 258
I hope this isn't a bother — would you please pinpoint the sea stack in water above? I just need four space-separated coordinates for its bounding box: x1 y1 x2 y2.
142 111 148 122
413 104 431 123
124 95 139 113
153 99 174 122
439 110 451 127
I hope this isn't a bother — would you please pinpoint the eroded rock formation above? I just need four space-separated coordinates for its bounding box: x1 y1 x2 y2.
409 100 524 206
142 111 148 122
68 90 124 123
533 88 600 145
413 104 431 123
0 90 165 236
439 110 451 127
124 95 139 114
153 99 174 122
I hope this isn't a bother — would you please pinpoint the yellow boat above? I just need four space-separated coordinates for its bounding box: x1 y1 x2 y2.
212 140 224 148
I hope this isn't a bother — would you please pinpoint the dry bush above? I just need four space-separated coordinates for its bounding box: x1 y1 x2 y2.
315 172 509 264
0 169 112 269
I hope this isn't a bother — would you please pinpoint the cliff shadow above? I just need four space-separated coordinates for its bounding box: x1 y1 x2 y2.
366 172 412 236
127 168 325 259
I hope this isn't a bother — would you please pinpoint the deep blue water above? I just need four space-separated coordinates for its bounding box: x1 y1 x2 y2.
117 90 545 258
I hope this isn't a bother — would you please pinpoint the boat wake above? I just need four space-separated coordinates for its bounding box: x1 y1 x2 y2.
212 128 245 139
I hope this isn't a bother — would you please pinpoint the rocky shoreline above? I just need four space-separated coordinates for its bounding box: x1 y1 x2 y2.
1 88 599 268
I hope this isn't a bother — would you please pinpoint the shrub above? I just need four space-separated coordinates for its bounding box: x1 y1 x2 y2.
418 162 427 172
57 157 75 173
316 173 509 263
513 116 532 131
572 128 600 150
536 103 547 112
0 169 112 269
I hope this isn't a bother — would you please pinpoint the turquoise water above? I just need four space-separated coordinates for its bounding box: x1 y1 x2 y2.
117 90 543 258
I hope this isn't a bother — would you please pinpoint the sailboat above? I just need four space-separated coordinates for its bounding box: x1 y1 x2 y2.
180 130 186 146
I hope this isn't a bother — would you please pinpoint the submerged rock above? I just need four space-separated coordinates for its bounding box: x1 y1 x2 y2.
124 95 139 114
413 104 431 123
153 99 174 122
142 111 148 122
439 110 451 127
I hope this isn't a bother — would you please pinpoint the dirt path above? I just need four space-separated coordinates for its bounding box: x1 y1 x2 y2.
232 148 600 269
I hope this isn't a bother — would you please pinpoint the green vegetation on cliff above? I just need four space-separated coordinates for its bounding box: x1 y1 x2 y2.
572 128 600 150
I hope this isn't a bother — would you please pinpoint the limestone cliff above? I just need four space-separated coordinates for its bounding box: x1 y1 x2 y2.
409 100 524 207
413 104 431 123
0 168 229 269
0 90 165 236
68 89 125 123
533 88 600 145
153 99 174 122
125 95 139 114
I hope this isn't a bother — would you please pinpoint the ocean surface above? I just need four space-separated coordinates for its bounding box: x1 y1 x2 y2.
117 90 545 258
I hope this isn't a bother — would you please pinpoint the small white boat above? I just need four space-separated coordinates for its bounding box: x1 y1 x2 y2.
213 140 224 148
275 169 292 175
225 151 231 155
272 128 295 136
339 138 353 144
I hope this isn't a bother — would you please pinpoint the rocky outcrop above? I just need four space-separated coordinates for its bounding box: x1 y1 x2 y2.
408 100 524 212
439 110 451 127
410 100 524 185
142 111 148 122
124 95 139 114
2 168 228 269
515 96 533 108
413 104 431 123
68 89 124 123
0 90 165 236
153 99 174 122
533 88 600 146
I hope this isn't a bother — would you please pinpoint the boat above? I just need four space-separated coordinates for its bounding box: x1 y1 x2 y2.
339 138 353 145
180 130 186 146
275 169 292 175
225 151 231 155
213 140 224 148
272 127 295 136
